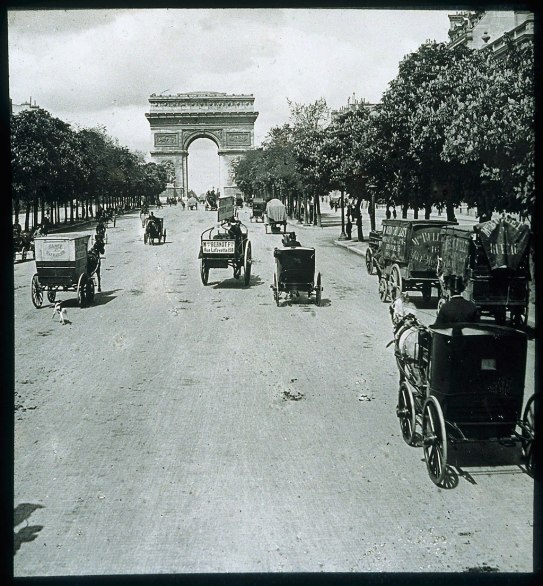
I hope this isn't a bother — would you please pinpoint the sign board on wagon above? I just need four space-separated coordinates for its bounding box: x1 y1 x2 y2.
218 195 235 222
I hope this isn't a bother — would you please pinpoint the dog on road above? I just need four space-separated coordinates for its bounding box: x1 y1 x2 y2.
52 302 69 325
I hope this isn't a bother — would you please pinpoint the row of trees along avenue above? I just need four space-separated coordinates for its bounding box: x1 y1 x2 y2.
233 37 534 240
11 108 171 231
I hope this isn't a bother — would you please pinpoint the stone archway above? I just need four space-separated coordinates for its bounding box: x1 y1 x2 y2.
145 92 258 199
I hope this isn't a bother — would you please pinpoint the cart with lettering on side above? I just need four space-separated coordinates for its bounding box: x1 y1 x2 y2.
31 234 96 308
198 196 252 286
378 219 455 303
438 218 531 326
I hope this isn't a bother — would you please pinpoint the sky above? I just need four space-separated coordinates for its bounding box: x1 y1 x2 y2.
7 8 452 195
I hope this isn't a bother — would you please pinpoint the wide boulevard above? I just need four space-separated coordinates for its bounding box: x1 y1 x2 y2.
14 203 535 575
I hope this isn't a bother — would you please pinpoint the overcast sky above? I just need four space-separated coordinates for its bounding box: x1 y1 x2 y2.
8 8 451 194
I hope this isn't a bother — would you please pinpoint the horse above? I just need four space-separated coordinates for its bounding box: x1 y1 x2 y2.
13 230 35 261
145 218 160 245
87 238 105 292
389 294 431 388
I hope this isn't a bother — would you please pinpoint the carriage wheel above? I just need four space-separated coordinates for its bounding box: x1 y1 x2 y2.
315 272 322 306
47 288 56 303
397 382 417 446
144 233 148 244
422 283 432 303
390 264 402 301
200 260 209 286
422 396 448 486
273 274 280 306
244 241 252 286
77 273 88 307
86 277 95 303
163 229 166 242
521 394 536 477
365 248 374 275
31 273 43 308
378 277 389 302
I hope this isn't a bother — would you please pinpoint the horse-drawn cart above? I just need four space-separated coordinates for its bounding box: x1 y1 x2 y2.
271 246 322 306
198 220 252 286
265 198 287 234
144 216 166 245
438 218 531 326
390 301 535 485
250 196 266 222
31 234 99 308
378 219 454 303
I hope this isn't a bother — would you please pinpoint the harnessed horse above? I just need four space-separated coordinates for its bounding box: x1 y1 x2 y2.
87 238 105 292
389 294 431 389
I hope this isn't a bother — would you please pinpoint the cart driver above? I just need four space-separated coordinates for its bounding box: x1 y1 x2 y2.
227 218 243 256
432 278 479 326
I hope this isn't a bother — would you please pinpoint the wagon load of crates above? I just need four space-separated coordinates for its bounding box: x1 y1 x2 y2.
439 217 531 325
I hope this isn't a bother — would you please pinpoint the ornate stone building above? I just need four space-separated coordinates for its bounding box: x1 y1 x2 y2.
145 91 259 199
447 10 534 56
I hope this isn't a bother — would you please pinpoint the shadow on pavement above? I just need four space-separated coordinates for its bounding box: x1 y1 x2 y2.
14 503 45 554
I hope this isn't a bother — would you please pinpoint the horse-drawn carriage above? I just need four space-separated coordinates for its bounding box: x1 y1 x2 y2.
31 234 103 308
271 238 322 307
378 219 455 303
365 229 382 275
144 216 166 245
265 198 287 234
390 297 535 486
438 218 531 326
198 219 252 286
205 193 218 211
250 195 266 222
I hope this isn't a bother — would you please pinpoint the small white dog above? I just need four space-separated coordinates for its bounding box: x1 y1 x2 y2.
52 301 68 325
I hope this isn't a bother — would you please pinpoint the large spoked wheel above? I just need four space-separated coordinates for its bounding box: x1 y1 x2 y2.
378 277 389 302
390 264 402 301
47 288 57 303
365 248 374 275
397 382 417 446
315 272 322 306
77 273 88 307
521 394 536 477
31 273 43 308
244 241 252 286
86 277 95 303
200 259 209 286
422 396 448 486
273 274 280 306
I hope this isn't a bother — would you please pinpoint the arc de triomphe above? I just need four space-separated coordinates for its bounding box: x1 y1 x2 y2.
145 92 259 198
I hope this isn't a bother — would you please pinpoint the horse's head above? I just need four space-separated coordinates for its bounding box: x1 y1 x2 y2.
92 239 105 255
390 293 417 327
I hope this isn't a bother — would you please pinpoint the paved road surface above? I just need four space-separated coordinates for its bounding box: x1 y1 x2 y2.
14 204 535 575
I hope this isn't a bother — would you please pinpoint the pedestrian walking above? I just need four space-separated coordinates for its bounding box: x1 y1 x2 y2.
346 217 352 240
